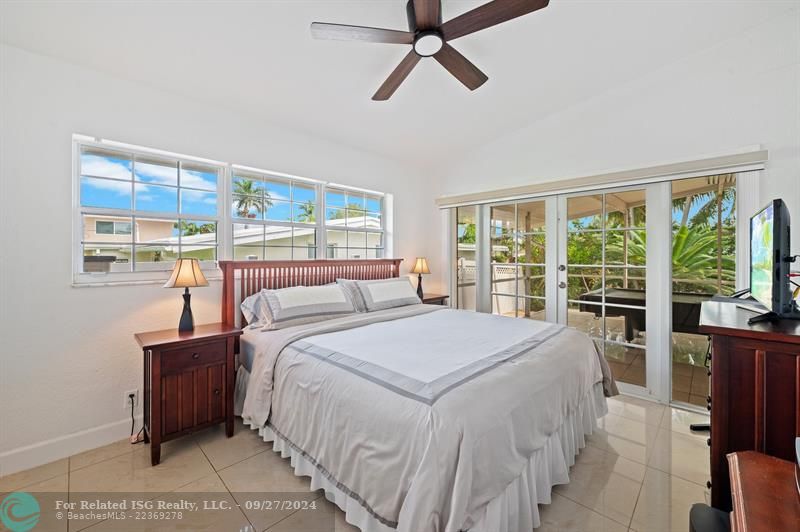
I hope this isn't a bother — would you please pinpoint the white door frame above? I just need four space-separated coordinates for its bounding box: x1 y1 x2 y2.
555 183 663 399
445 166 761 406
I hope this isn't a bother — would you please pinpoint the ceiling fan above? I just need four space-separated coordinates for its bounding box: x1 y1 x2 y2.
310 0 550 101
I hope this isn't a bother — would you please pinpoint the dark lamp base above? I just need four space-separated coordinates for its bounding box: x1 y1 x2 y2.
179 287 194 332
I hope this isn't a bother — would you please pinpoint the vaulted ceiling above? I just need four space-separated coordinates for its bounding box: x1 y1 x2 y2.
1 1 794 169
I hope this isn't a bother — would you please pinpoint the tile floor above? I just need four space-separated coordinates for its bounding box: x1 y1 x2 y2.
0 395 710 532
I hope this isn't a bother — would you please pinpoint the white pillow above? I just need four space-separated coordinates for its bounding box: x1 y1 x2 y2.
336 279 368 312
350 278 422 312
240 290 268 327
260 284 357 330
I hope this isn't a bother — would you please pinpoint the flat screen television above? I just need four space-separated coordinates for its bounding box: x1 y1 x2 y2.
750 199 798 318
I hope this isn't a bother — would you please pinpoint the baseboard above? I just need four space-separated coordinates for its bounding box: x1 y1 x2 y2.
0 415 143 477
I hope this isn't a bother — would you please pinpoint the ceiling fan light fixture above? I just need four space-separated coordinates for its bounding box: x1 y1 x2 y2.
413 31 443 57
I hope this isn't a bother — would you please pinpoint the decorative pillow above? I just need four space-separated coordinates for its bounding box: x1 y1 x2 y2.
260 284 357 330
351 278 422 312
336 279 368 312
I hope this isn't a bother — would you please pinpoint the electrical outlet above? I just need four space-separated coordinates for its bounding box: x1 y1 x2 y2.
124 389 139 410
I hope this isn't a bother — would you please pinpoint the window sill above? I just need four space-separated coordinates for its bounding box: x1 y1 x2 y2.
72 273 222 288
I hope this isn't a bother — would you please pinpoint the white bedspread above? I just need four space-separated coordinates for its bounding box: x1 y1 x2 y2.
242 306 610 532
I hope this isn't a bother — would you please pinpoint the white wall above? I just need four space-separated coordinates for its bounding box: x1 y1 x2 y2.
434 9 800 252
0 44 442 474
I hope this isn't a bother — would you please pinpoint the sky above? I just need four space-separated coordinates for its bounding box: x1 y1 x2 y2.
81 151 381 222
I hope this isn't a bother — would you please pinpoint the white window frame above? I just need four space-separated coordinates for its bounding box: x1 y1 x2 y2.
323 182 386 260
72 135 390 286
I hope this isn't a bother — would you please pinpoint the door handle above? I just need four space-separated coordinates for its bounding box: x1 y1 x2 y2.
559 281 567 289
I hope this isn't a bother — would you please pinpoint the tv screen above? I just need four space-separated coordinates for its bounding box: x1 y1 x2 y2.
750 202 774 309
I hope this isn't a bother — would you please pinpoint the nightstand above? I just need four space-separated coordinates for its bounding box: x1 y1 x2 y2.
422 294 449 306
134 323 242 466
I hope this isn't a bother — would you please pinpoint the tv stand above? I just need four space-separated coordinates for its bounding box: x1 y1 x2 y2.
699 299 800 511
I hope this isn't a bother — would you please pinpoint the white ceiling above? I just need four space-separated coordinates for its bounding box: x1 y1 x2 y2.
1 1 795 170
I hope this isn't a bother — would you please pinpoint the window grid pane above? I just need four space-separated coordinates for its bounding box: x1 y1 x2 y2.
79 144 222 273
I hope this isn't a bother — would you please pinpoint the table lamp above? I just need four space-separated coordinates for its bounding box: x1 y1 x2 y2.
411 257 430 300
164 258 209 332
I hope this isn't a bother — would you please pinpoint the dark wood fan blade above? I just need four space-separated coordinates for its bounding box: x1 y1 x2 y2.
413 0 441 31
310 22 414 44
440 0 549 41
372 51 422 101
433 43 488 90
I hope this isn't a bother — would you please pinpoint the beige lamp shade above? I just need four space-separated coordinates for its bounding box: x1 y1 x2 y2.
163 258 209 288
411 257 430 275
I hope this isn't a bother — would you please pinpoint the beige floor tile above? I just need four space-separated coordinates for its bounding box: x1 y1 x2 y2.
218 449 320 531
690 376 709 397
69 438 212 493
671 391 690 403
671 374 692 394
588 414 660 465
607 395 666 427
0 458 68 493
0 474 69 532
555 446 644 526
266 495 337 532
660 407 709 441
537 493 628 532
607 361 629 381
193 418 268 471
620 366 646 386
70 438 135 472
672 363 694 378
647 429 709 486
68 439 215 531
688 394 707 408
630 468 709 532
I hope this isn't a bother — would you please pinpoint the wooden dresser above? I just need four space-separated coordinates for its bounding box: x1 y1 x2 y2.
699 300 800 511
727 451 800 531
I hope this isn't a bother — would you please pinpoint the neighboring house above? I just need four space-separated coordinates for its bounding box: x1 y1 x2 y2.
82 214 381 272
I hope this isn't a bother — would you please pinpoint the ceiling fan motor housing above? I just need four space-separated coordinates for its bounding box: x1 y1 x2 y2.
406 0 442 33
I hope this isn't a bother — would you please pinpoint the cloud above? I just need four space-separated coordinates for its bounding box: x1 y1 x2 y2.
83 154 217 191
81 155 133 181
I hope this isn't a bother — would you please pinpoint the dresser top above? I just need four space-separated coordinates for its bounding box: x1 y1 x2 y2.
699 301 800 344
135 322 242 350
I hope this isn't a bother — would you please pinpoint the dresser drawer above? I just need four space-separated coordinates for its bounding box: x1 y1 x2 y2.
161 340 226 374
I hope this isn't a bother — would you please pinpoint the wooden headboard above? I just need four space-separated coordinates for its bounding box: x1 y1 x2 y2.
219 258 403 326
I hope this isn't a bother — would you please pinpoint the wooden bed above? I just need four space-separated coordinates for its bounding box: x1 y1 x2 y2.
219 258 403 326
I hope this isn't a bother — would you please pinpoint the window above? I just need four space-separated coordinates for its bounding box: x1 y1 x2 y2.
231 170 319 260
96 220 132 235
77 143 221 277
73 136 389 284
324 188 384 259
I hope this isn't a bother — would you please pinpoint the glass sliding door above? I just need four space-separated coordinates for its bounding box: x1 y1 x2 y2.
559 187 650 390
455 206 477 311
489 200 547 320
670 174 738 406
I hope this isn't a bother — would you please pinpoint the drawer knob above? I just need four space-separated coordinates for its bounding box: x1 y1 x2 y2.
192 353 200 359
214 388 221 396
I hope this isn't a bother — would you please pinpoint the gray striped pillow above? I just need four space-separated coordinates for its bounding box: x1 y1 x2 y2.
260 284 357 331
350 278 422 312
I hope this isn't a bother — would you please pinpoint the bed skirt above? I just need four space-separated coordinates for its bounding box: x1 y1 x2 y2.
238 365 607 532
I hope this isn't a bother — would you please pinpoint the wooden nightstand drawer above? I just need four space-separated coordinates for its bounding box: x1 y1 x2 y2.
161 340 226 374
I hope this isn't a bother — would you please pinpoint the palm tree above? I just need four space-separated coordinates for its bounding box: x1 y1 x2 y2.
233 179 272 218
297 200 315 223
